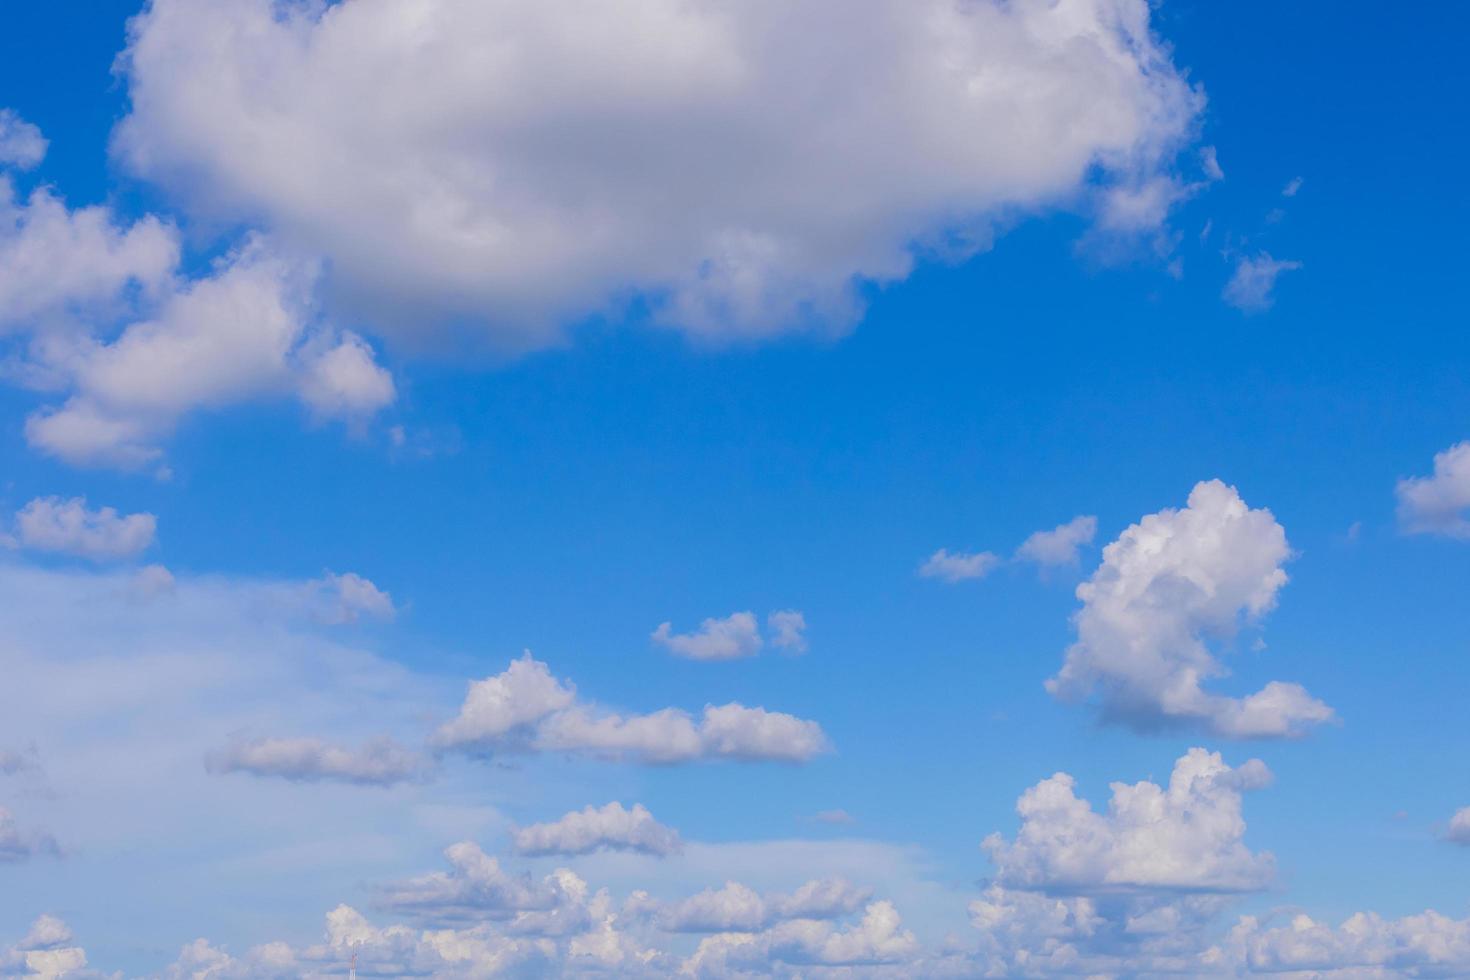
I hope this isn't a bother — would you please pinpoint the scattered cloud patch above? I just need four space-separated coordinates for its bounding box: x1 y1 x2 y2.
983 748 1275 894
12 496 156 561
206 736 429 787
0 805 59 863
0 109 46 170
1015 515 1098 568
1282 176 1304 197
766 610 808 654
652 612 762 661
656 878 871 932
300 571 397 625
1222 252 1302 312
814 809 857 826
1397 441 1470 539
512 802 682 858
1047 479 1334 737
434 654 829 763
1446 807 1470 846
919 548 1001 583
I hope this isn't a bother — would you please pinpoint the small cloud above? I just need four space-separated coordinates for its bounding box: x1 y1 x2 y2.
0 108 47 170
1015 516 1097 569
814 809 857 826
766 610 808 654
512 802 682 858
918 548 1000 584
652 612 763 661
1445 807 1470 846
12 496 157 562
1222 252 1302 313
1200 146 1225 181
304 571 396 624
206 736 430 787
1282 176 1304 197
1396 442 1470 539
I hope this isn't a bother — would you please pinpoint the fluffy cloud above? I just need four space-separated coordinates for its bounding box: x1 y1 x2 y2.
656 878 870 932
376 841 574 924
11 496 156 561
1222 252 1302 313
1397 441 1470 539
983 748 1275 895
0 917 90 980
652 609 808 660
683 900 919 973
918 548 1000 583
22 238 394 470
1046 480 1334 737
1232 910 1470 977
0 110 46 170
0 805 59 863
1446 806 1470 845
117 0 1203 348
434 653 829 763
0 174 177 332
512 802 682 858
298 571 396 625
652 612 762 661
1015 515 1098 568
765 610 807 654
205 736 428 787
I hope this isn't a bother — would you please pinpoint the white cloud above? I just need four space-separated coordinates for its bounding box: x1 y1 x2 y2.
512 802 682 858
12 496 157 561
117 0 1203 348
1446 806 1470 845
983 748 1275 895
298 571 396 625
1282 176 1304 197
814 809 856 826
0 805 59 863
652 612 762 661
0 110 47 171
918 548 1000 583
656 878 870 932
766 610 808 654
1397 441 1470 539
206 736 429 787
1233 909 1470 977
683 900 919 973
0 917 90 980
0 176 177 332
1222 252 1302 313
1046 479 1334 737
22 237 395 470
434 654 829 763
1201 146 1225 182
376 841 574 925
1015 515 1098 568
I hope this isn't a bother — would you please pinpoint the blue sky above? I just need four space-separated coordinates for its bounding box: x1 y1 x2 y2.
0 1 1468 977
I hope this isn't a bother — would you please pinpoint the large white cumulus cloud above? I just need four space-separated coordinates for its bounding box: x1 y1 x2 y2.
116 0 1204 347
1047 480 1334 737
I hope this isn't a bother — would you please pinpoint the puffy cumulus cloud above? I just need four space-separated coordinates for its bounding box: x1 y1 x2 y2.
512 802 682 858
652 612 762 661
681 900 920 974
1047 479 1334 737
656 878 870 933
0 805 59 863
918 548 1001 583
0 110 46 170
1231 909 1470 977
22 237 394 470
653 609 809 660
205 735 429 787
983 748 1275 895
0 916 91 980
1446 806 1470 845
297 570 397 625
11 496 156 561
765 610 808 654
1222 252 1302 313
1397 441 1470 539
375 841 577 925
434 653 829 763
0 177 177 332
1016 515 1098 568
118 0 1203 348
